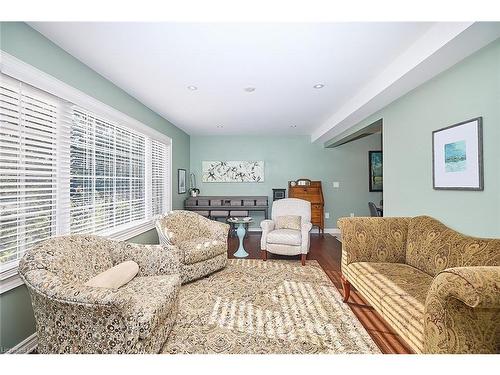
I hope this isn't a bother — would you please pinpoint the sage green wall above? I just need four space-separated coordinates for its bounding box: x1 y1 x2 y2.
128 229 159 244
190 134 383 229
326 38 500 238
0 22 190 351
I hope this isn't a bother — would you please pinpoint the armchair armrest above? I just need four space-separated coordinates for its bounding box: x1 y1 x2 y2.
300 222 312 253
155 216 172 246
19 269 132 308
423 266 500 353
260 220 275 250
111 242 181 277
338 217 410 269
199 216 230 242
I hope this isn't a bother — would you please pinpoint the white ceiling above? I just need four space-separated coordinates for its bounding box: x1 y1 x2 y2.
29 22 436 136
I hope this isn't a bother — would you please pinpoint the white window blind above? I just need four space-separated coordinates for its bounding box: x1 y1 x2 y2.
0 72 172 274
151 139 169 216
0 75 70 268
70 108 146 234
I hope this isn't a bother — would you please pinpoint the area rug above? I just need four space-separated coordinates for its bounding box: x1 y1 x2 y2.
162 259 380 354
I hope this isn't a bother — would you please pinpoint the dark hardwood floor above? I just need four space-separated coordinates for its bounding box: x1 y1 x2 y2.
227 231 413 354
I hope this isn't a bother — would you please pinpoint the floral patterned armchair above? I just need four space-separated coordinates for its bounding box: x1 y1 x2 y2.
18 235 181 354
156 210 229 283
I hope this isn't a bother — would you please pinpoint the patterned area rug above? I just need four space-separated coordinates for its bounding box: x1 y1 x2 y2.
162 259 380 354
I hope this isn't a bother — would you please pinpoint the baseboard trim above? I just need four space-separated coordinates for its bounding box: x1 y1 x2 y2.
6 333 37 354
324 228 341 236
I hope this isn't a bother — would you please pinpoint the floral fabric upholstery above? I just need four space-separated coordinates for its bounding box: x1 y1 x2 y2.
339 216 500 354
260 198 312 256
344 262 433 353
406 215 500 277
18 235 181 354
424 266 500 353
156 210 229 283
178 238 227 265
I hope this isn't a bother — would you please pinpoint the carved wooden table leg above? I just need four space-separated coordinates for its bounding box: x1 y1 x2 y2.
341 276 351 302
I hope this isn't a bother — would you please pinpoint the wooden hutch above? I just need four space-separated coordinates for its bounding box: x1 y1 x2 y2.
288 180 324 234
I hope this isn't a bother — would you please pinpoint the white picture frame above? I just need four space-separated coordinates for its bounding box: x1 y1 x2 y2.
432 117 483 190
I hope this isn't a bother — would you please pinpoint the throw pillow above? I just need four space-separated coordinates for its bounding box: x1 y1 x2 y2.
85 260 139 289
275 215 301 230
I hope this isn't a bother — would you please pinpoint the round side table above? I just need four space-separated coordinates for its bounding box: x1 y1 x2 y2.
227 217 253 258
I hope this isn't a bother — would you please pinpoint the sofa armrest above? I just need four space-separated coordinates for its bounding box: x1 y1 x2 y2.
300 222 312 253
426 266 500 309
423 266 500 353
338 217 410 271
111 242 181 277
260 220 275 250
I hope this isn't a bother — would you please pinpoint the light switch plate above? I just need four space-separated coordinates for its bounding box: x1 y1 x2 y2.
325 212 330 219
332 181 340 188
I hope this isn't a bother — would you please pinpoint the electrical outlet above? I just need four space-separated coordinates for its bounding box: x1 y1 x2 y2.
350 212 354 217
325 212 330 219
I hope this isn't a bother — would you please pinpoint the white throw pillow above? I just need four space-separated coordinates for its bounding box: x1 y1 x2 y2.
275 215 301 230
85 260 139 289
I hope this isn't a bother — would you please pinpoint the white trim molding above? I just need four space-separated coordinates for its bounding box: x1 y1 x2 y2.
6 333 38 354
0 51 172 146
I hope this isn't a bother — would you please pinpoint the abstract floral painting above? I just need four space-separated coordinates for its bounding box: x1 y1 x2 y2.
202 161 264 182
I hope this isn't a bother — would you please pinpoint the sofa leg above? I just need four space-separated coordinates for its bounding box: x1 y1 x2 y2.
301 254 306 266
341 276 351 302
261 250 267 261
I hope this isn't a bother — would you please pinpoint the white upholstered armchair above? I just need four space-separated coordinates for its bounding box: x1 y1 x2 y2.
260 198 312 265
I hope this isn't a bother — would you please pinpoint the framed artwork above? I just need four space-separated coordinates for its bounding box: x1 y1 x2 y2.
178 169 187 194
432 117 483 190
202 161 264 182
369 151 383 192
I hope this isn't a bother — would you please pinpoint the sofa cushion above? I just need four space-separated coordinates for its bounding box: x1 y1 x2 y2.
406 216 500 277
85 260 139 289
267 229 301 246
275 215 302 230
121 274 180 340
178 238 227 265
345 262 433 353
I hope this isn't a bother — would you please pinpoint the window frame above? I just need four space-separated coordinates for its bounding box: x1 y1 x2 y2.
0 52 173 293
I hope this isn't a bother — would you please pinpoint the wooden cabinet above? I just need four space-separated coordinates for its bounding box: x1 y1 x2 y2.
288 181 324 234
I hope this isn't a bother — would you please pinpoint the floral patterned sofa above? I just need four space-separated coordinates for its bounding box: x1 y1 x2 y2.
338 216 500 354
18 235 181 354
156 210 229 283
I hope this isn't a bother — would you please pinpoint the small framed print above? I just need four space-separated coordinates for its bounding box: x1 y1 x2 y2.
432 117 483 190
369 151 383 192
178 169 187 194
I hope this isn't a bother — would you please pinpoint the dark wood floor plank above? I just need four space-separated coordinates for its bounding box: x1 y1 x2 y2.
227 232 413 354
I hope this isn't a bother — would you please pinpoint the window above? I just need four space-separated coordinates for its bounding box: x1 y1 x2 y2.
70 108 147 234
0 73 171 273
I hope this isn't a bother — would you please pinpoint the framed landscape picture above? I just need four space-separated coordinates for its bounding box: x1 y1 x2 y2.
369 151 383 192
432 117 483 190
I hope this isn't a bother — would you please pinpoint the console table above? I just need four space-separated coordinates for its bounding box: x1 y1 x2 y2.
184 196 269 219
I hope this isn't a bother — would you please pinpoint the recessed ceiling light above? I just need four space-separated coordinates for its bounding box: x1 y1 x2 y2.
187 85 198 91
313 84 325 89
244 87 256 92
